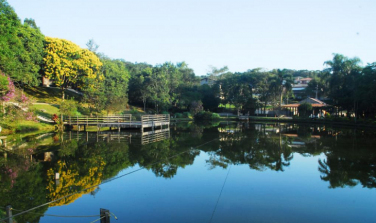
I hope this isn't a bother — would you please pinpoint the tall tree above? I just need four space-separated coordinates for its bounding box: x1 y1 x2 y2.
324 54 362 116
43 37 102 99
0 1 44 85
100 57 130 114
221 74 254 115
269 69 293 109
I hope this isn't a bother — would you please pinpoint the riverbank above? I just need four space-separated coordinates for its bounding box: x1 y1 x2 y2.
2 114 376 136
245 116 376 128
0 120 55 135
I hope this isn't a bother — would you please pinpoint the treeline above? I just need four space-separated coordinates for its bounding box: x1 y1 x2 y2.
0 0 219 115
1 0 376 119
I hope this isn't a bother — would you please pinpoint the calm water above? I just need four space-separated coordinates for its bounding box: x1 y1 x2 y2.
0 122 376 223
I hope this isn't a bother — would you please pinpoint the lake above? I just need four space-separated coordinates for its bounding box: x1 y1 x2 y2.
0 122 375 223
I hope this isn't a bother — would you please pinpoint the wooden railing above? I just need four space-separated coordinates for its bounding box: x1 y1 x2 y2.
141 114 170 124
65 115 132 125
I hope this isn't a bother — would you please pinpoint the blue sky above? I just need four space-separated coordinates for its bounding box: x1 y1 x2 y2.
8 0 376 75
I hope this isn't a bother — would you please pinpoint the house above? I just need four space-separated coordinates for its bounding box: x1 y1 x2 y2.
294 77 312 85
292 77 312 99
282 97 330 117
42 76 53 87
200 77 216 86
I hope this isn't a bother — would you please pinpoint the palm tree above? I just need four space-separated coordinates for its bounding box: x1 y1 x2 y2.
269 70 293 113
323 54 362 117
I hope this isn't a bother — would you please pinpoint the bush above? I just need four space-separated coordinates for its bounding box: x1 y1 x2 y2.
161 111 169 115
325 112 331 118
194 111 221 120
175 113 183 118
298 103 313 118
183 112 192 119
60 99 78 116
190 101 203 115
211 113 221 119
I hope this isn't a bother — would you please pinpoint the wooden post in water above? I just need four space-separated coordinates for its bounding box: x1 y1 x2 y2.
97 116 99 131
141 115 144 133
6 205 13 223
100 208 110 223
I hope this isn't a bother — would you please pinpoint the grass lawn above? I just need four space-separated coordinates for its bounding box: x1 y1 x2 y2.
32 103 60 118
219 103 236 108
0 120 54 135
24 86 82 104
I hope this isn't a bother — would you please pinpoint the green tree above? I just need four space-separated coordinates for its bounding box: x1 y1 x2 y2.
298 103 313 118
269 69 293 109
221 74 254 115
0 1 44 85
324 54 362 117
100 57 130 114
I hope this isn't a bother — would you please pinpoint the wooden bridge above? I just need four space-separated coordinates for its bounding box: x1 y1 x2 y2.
64 114 170 132
63 128 170 145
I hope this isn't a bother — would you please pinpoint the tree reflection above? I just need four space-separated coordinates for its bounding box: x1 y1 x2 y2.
2 124 376 223
317 129 376 188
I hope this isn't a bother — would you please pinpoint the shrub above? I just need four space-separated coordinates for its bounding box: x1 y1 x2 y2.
190 101 204 115
60 99 78 117
298 103 313 118
182 112 192 119
194 111 221 120
175 113 183 118
211 113 221 119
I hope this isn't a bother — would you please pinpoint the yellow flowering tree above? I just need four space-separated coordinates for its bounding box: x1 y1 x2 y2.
46 158 106 206
43 37 102 99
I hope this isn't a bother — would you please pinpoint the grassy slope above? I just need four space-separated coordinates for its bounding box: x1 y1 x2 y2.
24 86 82 104
32 103 60 117
0 120 55 135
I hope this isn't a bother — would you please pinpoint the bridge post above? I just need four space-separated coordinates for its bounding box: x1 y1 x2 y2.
6 205 13 223
100 208 110 223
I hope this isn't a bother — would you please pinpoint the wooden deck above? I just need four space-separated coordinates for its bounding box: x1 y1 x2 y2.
63 128 170 145
64 114 170 132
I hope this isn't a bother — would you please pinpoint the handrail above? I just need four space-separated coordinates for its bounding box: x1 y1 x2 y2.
65 115 132 124
64 114 169 128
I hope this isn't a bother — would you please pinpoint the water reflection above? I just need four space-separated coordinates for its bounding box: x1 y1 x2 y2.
0 123 376 222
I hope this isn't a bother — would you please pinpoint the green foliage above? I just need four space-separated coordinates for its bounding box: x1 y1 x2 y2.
82 55 131 115
128 62 199 112
211 112 221 119
194 111 221 120
190 100 203 115
0 0 44 85
182 112 192 118
199 84 220 111
175 113 183 118
0 74 8 93
298 103 313 118
325 112 331 118
59 99 78 116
